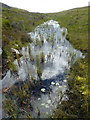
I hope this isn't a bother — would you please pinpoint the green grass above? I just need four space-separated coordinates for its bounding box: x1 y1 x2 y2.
47 7 88 118
2 5 49 72
2 5 88 71
2 3 89 119
47 7 88 52
51 55 88 119
3 81 32 118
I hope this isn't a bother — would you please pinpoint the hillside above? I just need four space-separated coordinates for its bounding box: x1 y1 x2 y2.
1 3 89 119
2 3 49 74
2 3 88 73
2 3 88 74
47 7 88 51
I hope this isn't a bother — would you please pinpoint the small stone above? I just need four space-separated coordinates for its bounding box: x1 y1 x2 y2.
45 104 49 108
38 98 41 100
47 100 51 104
45 60 47 63
56 83 59 86
41 88 46 92
59 85 62 88
63 79 67 82
51 82 55 85
41 103 45 106
63 85 67 88
21 61 23 63
45 112 48 114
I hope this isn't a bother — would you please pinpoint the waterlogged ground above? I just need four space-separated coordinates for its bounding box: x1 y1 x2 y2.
2 20 85 118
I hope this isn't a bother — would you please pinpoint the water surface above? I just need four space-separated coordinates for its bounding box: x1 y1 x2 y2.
2 20 84 118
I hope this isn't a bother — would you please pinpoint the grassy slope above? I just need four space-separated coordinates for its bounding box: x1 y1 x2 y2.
2 5 49 72
47 7 89 119
47 7 88 52
2 4 89 118
2 5 88 71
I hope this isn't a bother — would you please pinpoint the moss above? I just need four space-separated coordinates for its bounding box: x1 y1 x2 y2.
35 38 41 46
37 65 42 82
30 53 34 62
3 81 32 118
2 5 88 119
2 6 49 71
28 47 34 62
46 36 50 42
3 98 18 118
47 52 51 61
41 36 44 45
36 55 42 81
2 18 12 29
51 39 54 48
40 52 45 63
30 76 35 84
21 33 32 44
62 31 66 36
28 46 31 55
51 57 88 119
66 34 70 40
3 6 88 71
36 55 40 67
7 62 17 72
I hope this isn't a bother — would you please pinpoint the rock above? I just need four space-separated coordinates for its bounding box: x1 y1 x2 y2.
51 82 55 85
45 104 49 108
0 48 2 55
63 79 67 82
59 85 62 88
38 98 41 100
41 88 46 92
47 100 51 104
11 48 20 54
56 83 59 86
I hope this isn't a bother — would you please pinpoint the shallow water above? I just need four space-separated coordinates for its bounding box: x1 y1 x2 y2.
2 20 84 118
30 73 68 118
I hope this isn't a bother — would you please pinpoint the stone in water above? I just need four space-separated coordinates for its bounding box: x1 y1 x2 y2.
51 82 55 85
63 79 67 82
41 88 46 92
56 83 59 86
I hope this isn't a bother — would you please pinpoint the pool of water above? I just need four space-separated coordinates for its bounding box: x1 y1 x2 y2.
2 20 84 118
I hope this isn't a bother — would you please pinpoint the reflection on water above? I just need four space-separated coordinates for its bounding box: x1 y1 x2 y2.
30 73 68 118
2 20 84 118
